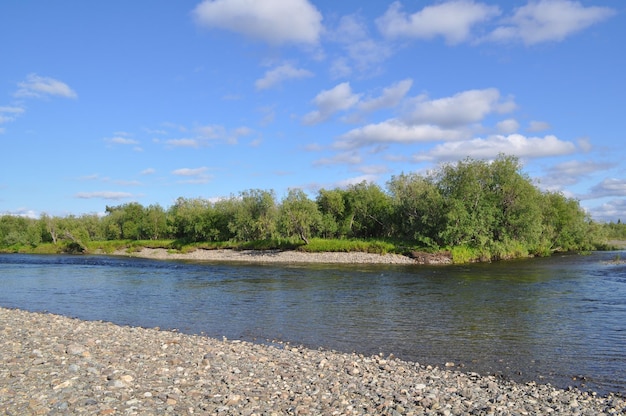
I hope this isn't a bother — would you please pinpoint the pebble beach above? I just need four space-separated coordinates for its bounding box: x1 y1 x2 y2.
1 307 625 415
110 247 452 265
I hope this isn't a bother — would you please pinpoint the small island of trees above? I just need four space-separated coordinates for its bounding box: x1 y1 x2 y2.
0 155 620 263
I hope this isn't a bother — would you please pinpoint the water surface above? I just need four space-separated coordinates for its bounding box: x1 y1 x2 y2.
0 252 624 395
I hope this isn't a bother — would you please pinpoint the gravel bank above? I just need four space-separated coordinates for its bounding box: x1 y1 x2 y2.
111 248 452 265
1 308 624 415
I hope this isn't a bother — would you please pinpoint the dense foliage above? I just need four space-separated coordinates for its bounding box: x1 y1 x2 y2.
0 156 610 262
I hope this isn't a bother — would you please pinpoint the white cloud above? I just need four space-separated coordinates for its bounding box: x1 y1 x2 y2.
356 165 390 175
196 124 225 139
496 118 520 134
329 57 352 79
166 138 201 148
334 175 379 188
3 208 38 219
589 199 626 222
550 159 613 177
0 115 14 124
336 119 465 150
75 191 134 200
487 0 615 45
227 126 253 144
0 106 25 123
359 79 413 113
313 151 362 166
172 167 209 176
114 180 142 186
528 120 551 132
255 64 313 90
107 136 139 145
539 159 614 190
303 82 362 125
578 136 592 152
376 0 500 44
193 0 323 45
171 167 213 184
413 134 577 162
15 74 77 99
141 168 156 175
405 88 516 127
585 178 626 200
330 14 393 76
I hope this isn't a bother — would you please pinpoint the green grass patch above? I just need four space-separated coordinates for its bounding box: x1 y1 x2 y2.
297 238 398 255
450 245 479 264
239 238 301 251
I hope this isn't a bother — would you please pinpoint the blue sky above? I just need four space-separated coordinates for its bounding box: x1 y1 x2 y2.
1 0 625 222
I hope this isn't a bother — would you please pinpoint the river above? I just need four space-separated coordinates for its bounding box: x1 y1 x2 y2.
0 251 624 395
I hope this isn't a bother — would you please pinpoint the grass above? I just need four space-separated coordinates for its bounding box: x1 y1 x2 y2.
4 236 561 264
297 238 399 255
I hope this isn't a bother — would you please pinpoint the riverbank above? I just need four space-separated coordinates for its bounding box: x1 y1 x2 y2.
111 247 453 265
1 307 624 415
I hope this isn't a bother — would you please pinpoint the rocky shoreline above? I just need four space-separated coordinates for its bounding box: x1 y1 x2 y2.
1 307 624 415
110 247 453 265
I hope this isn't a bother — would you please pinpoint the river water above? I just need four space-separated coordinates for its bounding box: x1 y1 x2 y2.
1 252 624 395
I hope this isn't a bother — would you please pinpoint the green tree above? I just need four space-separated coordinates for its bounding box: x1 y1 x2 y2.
168 198 212 242
0 215 41 248
343 181 392 239
103 203 147 240
387 173 443 247
278 189 321 244
487 155 543 247
540 191 597 251
435 158 498 247
143 204 168 240
316 188 347 238
229 189 277 241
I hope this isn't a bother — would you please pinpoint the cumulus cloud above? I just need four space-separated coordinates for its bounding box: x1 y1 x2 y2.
358 79 413 113
303 82 362 125
404 88 516 127
334 175 379 188
585 178 626 200
255 64 313 90
549 159 613 177
172 167 209 176
330 14 393 76
75 191 134 200
413 134 577 162
355 165 390 175
376 0 500 44
15 74 77 99
106 136 139 145
313 151 362 166
172 166 213 184
538 159 615 190
162 123 253 148
589 199 626 222
192 0 323 45
330 87 522 151
496 118 520 134
336 119 465 150
0 106 25 124
140 168 156 175
486 0 615 45
528 120 551 132
166 138 201 148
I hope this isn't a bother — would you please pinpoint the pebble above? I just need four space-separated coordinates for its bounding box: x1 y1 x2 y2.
1 307 624 415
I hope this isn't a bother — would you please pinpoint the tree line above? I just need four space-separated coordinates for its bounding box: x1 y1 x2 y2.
0 155 610 260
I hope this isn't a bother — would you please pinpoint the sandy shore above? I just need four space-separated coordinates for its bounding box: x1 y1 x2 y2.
111 247 452 265
1 307 624 415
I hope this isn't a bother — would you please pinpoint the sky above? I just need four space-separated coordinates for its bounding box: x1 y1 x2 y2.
1 0 625 222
